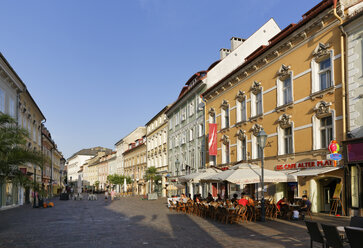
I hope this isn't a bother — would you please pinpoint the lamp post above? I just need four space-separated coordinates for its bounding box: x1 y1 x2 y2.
257 129 268 222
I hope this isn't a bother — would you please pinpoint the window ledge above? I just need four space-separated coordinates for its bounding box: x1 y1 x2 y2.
250 114 263 121
310 86 335 100
220 127 230 132
235 120 248 127
275 102 294 112
277 154 295 161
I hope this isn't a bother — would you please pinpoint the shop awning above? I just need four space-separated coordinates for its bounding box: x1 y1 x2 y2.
290 167 342 177
179 168 221 183
200 163 297 184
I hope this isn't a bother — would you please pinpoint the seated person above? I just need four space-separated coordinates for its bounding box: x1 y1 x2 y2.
238 193 248 207
248 196 255 206
276 197 289 218
206 193 214 203
231 194 238 204
216 194 223 202
299 195 311 220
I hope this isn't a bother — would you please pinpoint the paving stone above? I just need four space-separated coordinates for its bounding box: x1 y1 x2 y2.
0 196 350 248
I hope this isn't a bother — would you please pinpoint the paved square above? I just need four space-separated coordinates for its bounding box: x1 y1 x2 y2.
0 196 349 248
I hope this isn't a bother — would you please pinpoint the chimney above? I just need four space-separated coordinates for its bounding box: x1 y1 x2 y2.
220 48 231 60
230 37 244 51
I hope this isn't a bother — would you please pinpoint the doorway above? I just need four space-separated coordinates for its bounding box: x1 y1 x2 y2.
319 177 341 213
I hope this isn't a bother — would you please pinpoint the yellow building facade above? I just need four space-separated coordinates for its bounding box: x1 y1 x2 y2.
202 1 345 213
123 138 147 195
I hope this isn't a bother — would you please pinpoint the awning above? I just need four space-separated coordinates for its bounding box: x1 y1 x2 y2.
290 167 342 177
200 163 297 184
179 168 221 183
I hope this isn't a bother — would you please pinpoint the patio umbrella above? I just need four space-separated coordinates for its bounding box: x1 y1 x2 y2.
200 163 296 184
179 168 221 183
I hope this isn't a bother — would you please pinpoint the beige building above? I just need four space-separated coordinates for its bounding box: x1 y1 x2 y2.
124 136 147 195
202 0 346 213
146 105 169 197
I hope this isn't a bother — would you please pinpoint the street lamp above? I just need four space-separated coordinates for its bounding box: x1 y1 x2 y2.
257 129 267 222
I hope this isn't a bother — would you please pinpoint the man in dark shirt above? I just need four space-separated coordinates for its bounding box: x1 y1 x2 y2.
300 195 311 220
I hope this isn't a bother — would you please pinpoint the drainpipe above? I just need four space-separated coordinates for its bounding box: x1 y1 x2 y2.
333 0 347 140
333 0 347 215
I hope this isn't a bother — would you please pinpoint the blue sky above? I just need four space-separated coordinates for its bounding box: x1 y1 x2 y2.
0 0 321 158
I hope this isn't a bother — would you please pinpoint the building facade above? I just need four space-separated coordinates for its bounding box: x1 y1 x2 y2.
166 72 207 197
202 0 346 213
342 0 363 216
123 137 147 195
146 105 169 197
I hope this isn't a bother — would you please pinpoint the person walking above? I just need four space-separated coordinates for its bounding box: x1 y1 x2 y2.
105 190 109 201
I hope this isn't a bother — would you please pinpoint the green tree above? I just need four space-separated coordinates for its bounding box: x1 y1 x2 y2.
94 180 100 191
0 114 44 188
144 166 158 193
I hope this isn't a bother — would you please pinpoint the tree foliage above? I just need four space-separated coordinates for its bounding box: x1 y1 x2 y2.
0 114 45 186
107 174 132 185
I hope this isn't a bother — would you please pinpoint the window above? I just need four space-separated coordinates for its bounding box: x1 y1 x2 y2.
284 127 293 154
319 58 332 90
189 102 194 116
222 141 230 164
189 128 194 141
0 88 4 113
236 96 247 123
282 77 292 105
169 117 173 130
9 97 15 117
181 107 186 121
320 116 332 148
198 124 203 137
221 105 229 129
209 113 216 124
256 92 262 115
237 138 247 161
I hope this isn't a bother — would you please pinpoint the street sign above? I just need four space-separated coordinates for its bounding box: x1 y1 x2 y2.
327 153 342 161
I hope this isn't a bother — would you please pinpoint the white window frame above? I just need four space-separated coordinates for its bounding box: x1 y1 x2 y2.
221 105 230 129
277 123 295 156
189 102 194 116
312 110 336 150
237 137 247 161
277 72 294 107
236 96 247 123
311 50 334 94
250 88 263 117
222 141 230 164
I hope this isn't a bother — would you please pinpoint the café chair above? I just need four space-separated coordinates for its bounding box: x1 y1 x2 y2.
321 223 347 248
344 226 363 248
350 216 363 228
305 221 326 248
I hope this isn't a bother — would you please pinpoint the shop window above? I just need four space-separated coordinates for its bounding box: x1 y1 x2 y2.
311 43 334 93
351 166 359 208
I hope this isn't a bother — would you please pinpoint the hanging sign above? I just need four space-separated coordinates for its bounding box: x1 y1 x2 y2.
327 140 342 165
209 123 218 156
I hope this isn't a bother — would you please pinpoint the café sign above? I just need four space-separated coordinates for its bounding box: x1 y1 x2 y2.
275 160 334 171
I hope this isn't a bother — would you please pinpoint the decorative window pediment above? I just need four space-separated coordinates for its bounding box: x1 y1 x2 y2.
277 64 291 80
251 81 262 95
208 108 215 117
235 90 246 102
278 114 292 129
251 124 262 137
221 134 229 145
314 101 332 118
236 129 246 140
220 100 229 110
313 42 331 61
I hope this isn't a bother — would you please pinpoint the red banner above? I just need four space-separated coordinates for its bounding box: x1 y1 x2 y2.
209 123 217 156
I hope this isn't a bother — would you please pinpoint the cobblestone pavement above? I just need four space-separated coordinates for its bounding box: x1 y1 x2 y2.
0 195 350 248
